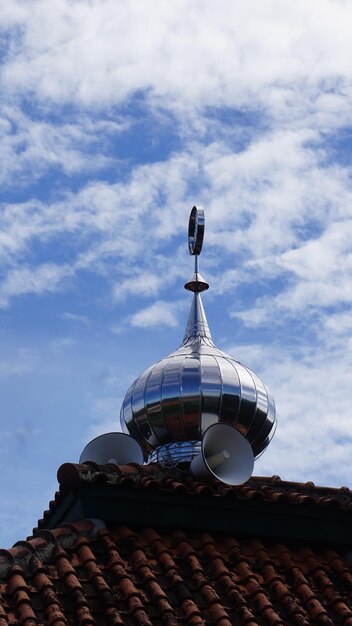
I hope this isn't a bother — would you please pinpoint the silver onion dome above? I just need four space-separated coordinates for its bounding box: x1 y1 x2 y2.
120 207 276 464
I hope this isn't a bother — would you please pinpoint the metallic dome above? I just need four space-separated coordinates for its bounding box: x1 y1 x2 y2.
120 206 276 463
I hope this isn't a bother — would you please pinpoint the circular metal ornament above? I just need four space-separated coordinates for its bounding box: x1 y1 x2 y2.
188 206 205 255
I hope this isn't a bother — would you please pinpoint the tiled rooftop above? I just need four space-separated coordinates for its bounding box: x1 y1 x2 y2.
2 464 352 625
2 519 352 625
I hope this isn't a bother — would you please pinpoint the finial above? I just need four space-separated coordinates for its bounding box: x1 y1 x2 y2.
120 202 277 479
188 206 205 255
185 206 209 292
182 206 213 345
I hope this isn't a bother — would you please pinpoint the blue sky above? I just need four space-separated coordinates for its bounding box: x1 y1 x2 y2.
1 0 352 547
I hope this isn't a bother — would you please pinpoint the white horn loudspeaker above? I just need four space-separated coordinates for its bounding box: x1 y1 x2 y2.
79 432 144 465
191 422 254 486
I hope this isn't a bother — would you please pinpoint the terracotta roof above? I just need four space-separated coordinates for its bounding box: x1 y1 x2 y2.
2 518 352 625
2 463 352 625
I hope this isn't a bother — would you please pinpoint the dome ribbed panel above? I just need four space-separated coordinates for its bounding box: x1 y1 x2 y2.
246 371 269 443
120 381 139 440
130 366 154 443
213 356 240 425
180 355 202 441
231 361 258 435
252 389 276 458
161 355 186 441
200 354 222 433
144 359 168 446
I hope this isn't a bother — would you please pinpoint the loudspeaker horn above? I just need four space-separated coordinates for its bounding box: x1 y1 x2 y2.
79 432 144 465
191 422 254 485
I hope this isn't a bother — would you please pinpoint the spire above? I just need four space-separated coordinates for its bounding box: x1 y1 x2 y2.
181 292 214 345
181 206 214 347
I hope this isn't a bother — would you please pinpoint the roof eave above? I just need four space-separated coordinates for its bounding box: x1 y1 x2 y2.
40 481 352 546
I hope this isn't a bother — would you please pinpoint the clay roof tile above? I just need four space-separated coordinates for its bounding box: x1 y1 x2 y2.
2 467 352 625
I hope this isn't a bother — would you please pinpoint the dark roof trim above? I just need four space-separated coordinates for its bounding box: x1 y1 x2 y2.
30 463 352 545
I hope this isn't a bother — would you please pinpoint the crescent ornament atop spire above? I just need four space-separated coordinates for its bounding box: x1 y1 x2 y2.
185 206 209 293
188 206 205 255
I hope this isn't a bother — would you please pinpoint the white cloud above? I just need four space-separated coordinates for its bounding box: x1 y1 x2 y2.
226 340 352 485
0 127 351 313
1 0 352 129
0 263 73 308
0 105 126 187
231 216 352 327
0 347 39 377
323 311 352 336
0 147 197 304
49 336 76 355
130 300 178 328
62 312 90 326
112 272 162 301
1 0 352 316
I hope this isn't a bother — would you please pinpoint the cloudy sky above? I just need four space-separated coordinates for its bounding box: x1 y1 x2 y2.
1 0 352 547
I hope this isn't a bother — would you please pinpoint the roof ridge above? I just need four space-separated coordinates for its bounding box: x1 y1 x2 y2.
251 476 352 501
251 474 352 489
57 461 167 491
57 463 352 498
